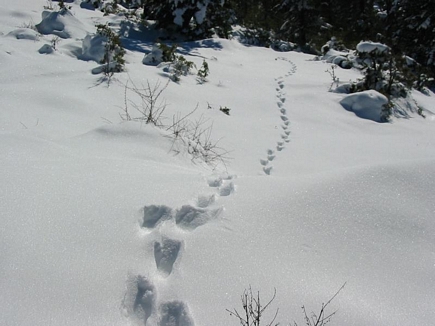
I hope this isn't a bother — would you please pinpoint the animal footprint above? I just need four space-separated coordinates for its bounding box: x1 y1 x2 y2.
219 181 235 197
122 275 156 325
142 205 173 229
154 238 182 276
207 176 222 188
135 276 155 324
175 205 223 230
263 166 273 175
280 115 288 121
267 154 275 161
159 301 194 326
260 159 269 166
195 194 216 208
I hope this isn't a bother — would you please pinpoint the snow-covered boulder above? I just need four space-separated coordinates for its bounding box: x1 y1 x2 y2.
340 90 388 122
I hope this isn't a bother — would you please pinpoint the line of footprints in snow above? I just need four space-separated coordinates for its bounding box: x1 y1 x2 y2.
122 174 236 326
261 57 297 175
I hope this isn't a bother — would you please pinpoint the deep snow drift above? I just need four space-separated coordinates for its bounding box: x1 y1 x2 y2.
1 1 435 326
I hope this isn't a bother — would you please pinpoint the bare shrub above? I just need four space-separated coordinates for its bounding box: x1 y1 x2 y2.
167 110 231 168
227 286 279 326
228 284 346 326
121 79 169 126
296 283 346 326
121 78 230 167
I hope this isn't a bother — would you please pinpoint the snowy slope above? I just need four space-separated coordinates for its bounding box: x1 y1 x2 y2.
1 1 435 326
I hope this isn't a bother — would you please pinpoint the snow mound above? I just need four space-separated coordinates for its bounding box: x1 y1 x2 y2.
6 28 39 40
38 43 54 54
143 44 164 66
81 33 106 62
356 41 389 53
35 9 88 39
340 90 388 122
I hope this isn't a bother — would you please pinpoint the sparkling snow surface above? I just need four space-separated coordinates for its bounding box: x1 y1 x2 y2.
1 1 435 326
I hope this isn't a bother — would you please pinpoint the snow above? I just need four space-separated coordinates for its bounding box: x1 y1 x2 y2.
143 44 164 65
194 3 207 25
38 43 55 54
173 8 186 27
6 27 40 40
340 90 388 122
356 41 389 53
81 33 106 62
36 9 89 39
1 2 435 326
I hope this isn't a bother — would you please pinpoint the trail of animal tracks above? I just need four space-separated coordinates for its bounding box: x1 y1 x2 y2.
1 2 435 325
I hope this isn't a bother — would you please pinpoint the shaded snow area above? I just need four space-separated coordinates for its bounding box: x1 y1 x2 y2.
1 2 435 326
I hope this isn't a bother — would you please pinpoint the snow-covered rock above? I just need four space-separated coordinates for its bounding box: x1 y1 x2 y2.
340 90 388 122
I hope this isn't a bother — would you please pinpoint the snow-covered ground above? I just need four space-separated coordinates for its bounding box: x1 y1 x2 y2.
1 1 435 326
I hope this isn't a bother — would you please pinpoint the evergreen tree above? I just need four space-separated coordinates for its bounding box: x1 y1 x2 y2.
229 0 282 31
278 0 321 49
374 0 434 83
139 0 232 38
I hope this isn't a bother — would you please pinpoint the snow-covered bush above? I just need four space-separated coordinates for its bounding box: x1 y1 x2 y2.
321 38 352 69
95 23 125 75
354 41 406 99
169 55 196 82
321 37 347 55
143 43 177 66
196 59 209 84
142 43 197 83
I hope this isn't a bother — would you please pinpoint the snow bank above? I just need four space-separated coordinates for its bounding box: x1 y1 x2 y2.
340 90 388 122
356 41 389 53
